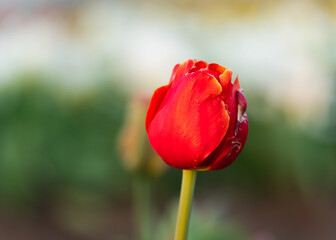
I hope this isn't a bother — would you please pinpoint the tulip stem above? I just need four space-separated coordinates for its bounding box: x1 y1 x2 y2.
174 169 197 240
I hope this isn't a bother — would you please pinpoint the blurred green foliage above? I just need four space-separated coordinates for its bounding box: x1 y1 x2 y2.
0 74 335 210
0 74 129 208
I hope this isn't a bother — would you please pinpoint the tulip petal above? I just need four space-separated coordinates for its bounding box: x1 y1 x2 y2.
200 86 248 170
208 63 226 75
147 59 196 130
208 112 248 170
200 63 226 81
147 71 230 169
169 64 180 83
219 69 232 86
233 75 240 89
146 84 170 130
169 59 195 85
188 60 208 73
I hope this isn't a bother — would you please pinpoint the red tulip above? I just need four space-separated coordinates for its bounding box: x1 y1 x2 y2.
146 59 248 170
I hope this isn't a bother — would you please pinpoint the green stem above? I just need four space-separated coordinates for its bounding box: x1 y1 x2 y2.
174 169 198 240
133 175 151 240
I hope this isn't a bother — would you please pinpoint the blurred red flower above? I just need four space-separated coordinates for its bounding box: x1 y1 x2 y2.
146 59 248 170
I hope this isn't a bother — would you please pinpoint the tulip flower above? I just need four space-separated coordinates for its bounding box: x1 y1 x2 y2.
146 59 248 240
146 59 248 170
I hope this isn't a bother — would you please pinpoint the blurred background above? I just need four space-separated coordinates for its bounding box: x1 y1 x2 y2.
0 0 335 239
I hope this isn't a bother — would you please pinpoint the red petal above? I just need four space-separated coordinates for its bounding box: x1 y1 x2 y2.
208 63 226 75
146 84 170 130
200 63 226 81
169 59 195 84
200 86 248 170
233 75 240 89
188 60 208 73
147 71 229 169
208 112 248 170
220 72 238 141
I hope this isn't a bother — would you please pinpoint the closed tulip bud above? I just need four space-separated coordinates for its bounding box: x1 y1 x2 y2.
146 59 248 170
118 94 166 176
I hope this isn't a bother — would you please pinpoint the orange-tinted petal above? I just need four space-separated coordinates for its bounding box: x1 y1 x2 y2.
219 69 232 87
169 59 195 85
